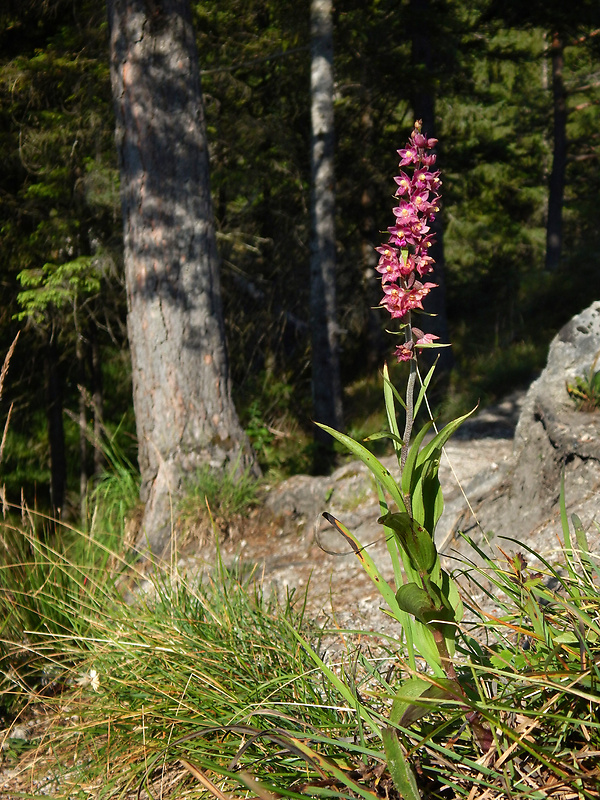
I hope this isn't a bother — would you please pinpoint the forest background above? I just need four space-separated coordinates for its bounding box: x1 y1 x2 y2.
1 0 600 523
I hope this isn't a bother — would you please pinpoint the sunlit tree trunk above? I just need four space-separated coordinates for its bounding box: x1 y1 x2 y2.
107 0 255 555
310 0 343 463
545 31 567 273
410 0 453 373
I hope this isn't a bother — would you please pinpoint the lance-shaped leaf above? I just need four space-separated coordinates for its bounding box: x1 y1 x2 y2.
322 513 405 620
400 418 434 500
316 423 407 513
324 512 444 673
415 408 476 473
395 582 441 624
383 362 404 463
390 676 464 727
382 728 422 800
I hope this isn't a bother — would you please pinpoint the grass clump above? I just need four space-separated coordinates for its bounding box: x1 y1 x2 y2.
566 357 600 412
2 447 600 799
1 525 368 798
176 464 262 545
1 505 600 798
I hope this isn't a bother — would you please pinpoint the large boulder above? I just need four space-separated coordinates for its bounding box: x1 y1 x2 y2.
465 301 600 561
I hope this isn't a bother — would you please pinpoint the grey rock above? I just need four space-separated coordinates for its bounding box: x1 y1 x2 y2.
515 300 600 448
455 301 600 563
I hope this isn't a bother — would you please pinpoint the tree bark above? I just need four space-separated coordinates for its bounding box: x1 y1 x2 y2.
88 319 105 478
545 31 567 273
75 326 88 521
45 335 66 516
107 0 255 555
409 0 453 374
309 0 343 459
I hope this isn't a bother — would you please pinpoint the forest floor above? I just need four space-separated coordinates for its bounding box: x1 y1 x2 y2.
0 392 526 797
174 390 525 642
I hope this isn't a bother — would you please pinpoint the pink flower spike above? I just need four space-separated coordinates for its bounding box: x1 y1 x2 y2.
375 122 445 349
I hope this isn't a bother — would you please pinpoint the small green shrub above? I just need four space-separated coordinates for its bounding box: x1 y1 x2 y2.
566 361 600 411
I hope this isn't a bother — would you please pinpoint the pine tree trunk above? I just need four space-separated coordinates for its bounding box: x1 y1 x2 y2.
409 0 453 373
76 329 88 521
45 336 66 516
107 0 255 555
309 0 343 460
545 31 567 273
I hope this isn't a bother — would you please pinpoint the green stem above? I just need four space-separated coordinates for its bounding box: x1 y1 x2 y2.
401 313 416 471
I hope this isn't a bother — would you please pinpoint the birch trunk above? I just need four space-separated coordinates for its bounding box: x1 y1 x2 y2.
410 0 453 373
310 0 343 457
545 31 567 273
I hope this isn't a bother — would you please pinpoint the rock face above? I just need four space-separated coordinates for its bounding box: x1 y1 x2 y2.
468 301 600 562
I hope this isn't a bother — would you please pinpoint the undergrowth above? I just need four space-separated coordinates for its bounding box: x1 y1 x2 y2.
1 492 599 799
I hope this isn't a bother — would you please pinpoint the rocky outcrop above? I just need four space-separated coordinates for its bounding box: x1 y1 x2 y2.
461 301 600 562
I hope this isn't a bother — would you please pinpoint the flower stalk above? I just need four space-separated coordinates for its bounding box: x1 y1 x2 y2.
375 121 444 467
316 123 488 799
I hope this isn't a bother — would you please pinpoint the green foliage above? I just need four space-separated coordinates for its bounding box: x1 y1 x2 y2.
178 463 261 530
566 361 600 411
319 364 472 681
0 0 127 514
0 460 600 797
15 256 102 323
2 484 599 797
3 0 600 505
239 372 314 478
0 512 121 717
86 431 140 547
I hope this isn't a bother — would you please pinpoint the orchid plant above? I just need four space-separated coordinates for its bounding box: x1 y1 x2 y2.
316 123 487 794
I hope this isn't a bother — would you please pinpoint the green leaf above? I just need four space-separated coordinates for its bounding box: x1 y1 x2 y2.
395 582 439 623
389 676 432 725
322 513 406 622
382 728 422 800
413 360 437 418
400 419 434 498
383 362 404 462
410 456 444 533
571 513 600 581
363 431 405 446
382 371 407 412
316 423 407 513
378 512 436 576
391 676 463 726
416 408 477 471
324 512 443 674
